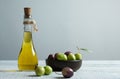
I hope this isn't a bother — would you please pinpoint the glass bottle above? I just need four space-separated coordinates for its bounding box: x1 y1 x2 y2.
18 7 38 70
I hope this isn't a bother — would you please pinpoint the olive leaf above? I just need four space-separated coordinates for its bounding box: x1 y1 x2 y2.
76 46 92 53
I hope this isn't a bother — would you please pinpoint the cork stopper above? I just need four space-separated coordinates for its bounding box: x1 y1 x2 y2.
24 7 32 18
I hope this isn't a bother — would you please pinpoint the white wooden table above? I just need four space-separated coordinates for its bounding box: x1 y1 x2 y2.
0 60 120 79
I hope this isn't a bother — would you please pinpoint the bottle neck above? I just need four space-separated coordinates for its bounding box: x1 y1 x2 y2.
24 24 32 32
23 17 33 32
23 17 33 44
23 14 38 32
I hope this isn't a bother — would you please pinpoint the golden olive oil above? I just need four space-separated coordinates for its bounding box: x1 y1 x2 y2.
18 31 38 70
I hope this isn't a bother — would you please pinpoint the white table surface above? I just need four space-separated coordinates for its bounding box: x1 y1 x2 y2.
0 60 120 79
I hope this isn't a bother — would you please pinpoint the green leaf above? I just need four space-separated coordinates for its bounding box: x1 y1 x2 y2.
76 46 92 53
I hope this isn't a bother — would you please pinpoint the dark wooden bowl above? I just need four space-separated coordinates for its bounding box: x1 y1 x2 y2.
46 59 82 71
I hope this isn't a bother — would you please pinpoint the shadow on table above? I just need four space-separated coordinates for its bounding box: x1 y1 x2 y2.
54 77 67 79
28 75 38 77
28 75 67 79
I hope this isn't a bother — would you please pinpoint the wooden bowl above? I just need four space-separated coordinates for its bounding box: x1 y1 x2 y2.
46 59 82 71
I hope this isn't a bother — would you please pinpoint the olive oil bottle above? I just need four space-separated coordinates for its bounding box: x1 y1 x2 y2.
18 7 38 70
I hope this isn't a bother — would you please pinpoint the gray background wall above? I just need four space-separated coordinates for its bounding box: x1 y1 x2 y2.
0 0 120 60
